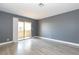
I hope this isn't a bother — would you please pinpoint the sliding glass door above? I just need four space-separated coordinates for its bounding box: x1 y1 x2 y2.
18 21 31 40
25 22 31 37
18 21 24 39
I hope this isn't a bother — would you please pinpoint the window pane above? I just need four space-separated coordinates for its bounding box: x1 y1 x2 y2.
25 22 31 37
18 21 24 39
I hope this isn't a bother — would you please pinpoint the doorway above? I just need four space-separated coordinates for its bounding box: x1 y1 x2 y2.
18 21 31 40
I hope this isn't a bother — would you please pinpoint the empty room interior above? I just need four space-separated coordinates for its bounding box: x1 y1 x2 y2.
0 3 79 55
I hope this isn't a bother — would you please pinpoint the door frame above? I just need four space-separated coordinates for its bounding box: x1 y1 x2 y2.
18 20 32 40
13 17 32 42
13 17 18 42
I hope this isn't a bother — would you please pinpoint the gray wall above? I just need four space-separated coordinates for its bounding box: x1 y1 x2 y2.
0 11 38 43
0 12 13 43
39 9 79 44
32 20 38 36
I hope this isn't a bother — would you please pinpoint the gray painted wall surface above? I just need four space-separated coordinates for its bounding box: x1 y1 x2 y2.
32 20 38 36
0 11 38 43
0 12 13 43
39 9 79 44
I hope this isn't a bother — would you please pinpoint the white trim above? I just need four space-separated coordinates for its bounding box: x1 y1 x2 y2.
0 41 13 46
13 17 18 42
35 36 79 47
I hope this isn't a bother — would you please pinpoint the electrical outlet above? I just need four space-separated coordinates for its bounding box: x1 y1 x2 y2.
7 38 10 41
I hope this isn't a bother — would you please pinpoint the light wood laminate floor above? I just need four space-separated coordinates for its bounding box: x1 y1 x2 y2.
0 38 79 55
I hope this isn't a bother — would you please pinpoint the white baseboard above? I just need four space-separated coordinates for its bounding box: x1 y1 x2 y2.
0 41 13 46
35 36 79 47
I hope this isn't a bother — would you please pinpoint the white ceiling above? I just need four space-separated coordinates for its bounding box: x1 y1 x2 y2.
0 3 79 20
